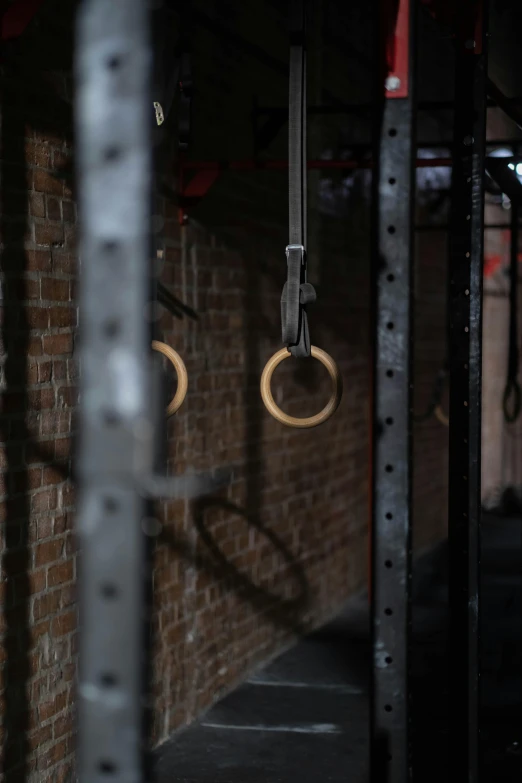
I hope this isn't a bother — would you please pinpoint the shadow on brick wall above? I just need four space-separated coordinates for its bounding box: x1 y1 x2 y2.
0 61 78 783
1 76 33 783
160 495 310 634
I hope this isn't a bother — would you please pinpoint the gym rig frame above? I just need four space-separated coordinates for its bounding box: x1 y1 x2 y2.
74 1 520 782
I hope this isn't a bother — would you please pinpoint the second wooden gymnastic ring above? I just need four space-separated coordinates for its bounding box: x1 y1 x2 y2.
152 340 188 417
260 346 343 429
434 404 449 427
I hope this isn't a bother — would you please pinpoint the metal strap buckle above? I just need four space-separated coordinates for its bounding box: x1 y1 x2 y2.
281 244 316 357
285 243 305 259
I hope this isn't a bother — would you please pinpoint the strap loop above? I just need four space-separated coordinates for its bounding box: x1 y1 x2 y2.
282 2 314 358
281 244 304 345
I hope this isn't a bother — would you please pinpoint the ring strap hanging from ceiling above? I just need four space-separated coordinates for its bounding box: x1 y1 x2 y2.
485 151 522 422
281 0 316 358
503 185 521 423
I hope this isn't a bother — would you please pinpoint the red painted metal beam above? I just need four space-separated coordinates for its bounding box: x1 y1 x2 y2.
181 157 453 173
178 157 457 223
385 0 410 99
178 157 454 223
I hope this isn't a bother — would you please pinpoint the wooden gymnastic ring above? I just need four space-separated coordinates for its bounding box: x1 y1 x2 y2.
434 404 449 427
260 346 343 429
152 340 188 417
503 380 522 424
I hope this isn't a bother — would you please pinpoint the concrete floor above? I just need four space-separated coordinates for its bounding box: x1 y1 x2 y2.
155 512 522 782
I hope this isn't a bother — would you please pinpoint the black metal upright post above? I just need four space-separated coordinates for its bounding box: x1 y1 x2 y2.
371 1 415 781
75 2 153 782
447 3 488 781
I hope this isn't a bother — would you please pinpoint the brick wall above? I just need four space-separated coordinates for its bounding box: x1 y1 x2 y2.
0 61 77 782
149 196 372 741
0 1 454 780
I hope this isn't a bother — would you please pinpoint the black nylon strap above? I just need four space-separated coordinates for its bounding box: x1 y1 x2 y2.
281 0 315 358
503 196 521 422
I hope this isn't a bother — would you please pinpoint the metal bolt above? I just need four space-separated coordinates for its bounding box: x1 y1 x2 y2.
385 75 401 92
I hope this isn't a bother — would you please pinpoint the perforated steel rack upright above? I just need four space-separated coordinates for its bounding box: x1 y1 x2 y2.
75 2 153 781
371 1 415 781
447 3 488 781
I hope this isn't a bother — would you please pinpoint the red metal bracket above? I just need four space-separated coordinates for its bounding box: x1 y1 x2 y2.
178 167 221 225
1 0 46 41
384 0 410 99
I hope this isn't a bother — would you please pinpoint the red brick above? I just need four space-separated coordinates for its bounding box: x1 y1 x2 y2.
51 609 76 637
60 584 75 609
61 483 75 507
33 590 61 621
30 619 50 644
51 251 75 274
50 356 67 380
33 168 63 196
64 224 77 250
62 201 75 223
48 307 76 328
39 412 70 436
52 714 71 741
65 532 77 557
43 334 73 356
38 361 53 383
37 516 53 540
55 762 75 783
41 278 69 301
26 249 52 272
52 149 70 169
38 690 67 723
56 385 78 408
47 560 73 587
42 465 65 486
34 538 63 567
25 140 51 167
27 388 55 410
29 569 47 594
67 359 79 380
54 514 68 534
26 362 39 384
63 660 76 681
46 196 62 221
35 222 65 246
26 306 49 329
31 488 58 515
54 439 71 460
28 335 43 356
29 192 46 218
28 724 52 752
